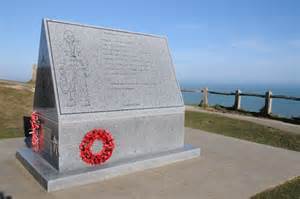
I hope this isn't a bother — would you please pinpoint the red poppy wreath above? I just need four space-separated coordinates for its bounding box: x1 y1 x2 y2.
30 111 43 152
79 129 115 165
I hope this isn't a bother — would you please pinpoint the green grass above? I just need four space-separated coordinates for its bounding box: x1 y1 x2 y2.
210 104 300 125
0 84 33 139
251 176 300 199
185 111 300 152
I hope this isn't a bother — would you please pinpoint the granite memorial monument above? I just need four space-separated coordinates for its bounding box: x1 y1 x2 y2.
16 19 200 192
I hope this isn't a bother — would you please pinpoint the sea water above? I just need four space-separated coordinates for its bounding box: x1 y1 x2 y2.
181 82 300 118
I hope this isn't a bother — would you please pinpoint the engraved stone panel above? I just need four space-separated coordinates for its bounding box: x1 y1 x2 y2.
46 20 183 114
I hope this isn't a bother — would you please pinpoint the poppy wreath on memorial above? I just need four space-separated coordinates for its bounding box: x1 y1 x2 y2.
79 129 115 165
30 111 43 152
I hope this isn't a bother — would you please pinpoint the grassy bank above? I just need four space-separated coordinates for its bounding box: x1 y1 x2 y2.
185 110 300 152
0 83 33 139
211 104 300 125
251 176 300 199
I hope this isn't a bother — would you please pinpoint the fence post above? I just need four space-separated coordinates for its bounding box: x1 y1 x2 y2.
200 87 209 107
264 90 272 115
234 89 241 110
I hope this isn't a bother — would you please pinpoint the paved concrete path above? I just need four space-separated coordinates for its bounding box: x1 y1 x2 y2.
1 128 300 199
186 105 300 134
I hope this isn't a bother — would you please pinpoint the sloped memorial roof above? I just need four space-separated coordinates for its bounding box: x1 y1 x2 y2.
45 20 183 115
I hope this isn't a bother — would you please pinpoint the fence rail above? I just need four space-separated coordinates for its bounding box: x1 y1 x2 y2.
208 91 235 96
181 89 201 93
181 87 300 116
271 95 300 101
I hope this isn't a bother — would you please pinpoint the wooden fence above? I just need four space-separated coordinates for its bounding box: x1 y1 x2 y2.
181 88 300 116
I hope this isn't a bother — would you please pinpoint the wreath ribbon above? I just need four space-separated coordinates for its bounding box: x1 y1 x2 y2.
30 112 43 152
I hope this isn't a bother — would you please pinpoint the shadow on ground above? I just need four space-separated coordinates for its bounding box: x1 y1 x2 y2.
0 192 12 199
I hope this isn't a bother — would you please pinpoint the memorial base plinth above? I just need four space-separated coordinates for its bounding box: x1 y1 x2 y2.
16 145 200 192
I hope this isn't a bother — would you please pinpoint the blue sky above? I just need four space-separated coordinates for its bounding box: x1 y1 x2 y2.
1 0 300 85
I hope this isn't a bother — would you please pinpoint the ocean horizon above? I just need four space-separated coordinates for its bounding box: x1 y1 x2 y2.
180 82 300 118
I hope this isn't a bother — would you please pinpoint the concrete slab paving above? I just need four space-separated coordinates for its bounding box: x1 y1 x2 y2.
1 128 300 199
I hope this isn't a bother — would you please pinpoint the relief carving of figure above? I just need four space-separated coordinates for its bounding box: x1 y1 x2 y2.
58 30 90 107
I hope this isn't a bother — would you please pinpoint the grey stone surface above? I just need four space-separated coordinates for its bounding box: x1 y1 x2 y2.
58 108 185 172
34 21 58 121
16 145 200 192
17 18 198 191
47 19 183 114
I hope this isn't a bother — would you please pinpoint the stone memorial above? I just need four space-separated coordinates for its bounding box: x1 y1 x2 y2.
16 19 200 191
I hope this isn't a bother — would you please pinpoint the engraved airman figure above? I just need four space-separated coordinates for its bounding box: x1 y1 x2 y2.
58 30 90 107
